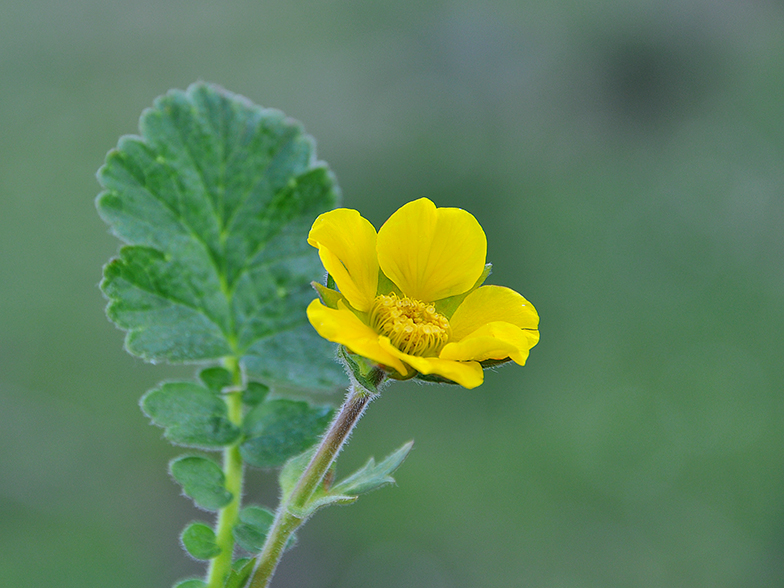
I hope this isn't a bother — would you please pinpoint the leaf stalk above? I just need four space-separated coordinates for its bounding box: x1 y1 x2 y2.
206 358 245 588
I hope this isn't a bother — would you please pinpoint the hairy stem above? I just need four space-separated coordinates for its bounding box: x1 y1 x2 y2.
206 357 245 588
247 383 374 588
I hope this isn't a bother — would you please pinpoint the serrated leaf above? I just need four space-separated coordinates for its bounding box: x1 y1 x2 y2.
181 522 221 560
199 367 234 393
243 381 270 406
97 82 347 392
331 440 414 496
232 506 274 553
240 399 333 468
223 558 255 588
141 382 241 448
170 455 233 510
174 580 207 588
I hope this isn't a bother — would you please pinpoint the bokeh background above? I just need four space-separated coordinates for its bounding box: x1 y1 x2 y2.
2 0 783 586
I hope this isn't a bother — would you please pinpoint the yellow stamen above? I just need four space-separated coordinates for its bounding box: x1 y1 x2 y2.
369 293 451 356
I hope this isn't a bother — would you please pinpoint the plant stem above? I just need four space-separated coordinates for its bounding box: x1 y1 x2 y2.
247 383 374 588
206 358 245 588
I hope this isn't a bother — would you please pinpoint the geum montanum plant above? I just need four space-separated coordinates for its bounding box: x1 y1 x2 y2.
96 82 539 588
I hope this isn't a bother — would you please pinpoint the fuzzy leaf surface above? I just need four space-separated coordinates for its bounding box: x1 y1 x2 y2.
170 455 233 510
331 440 414 496
232 506 274 553
141 382 240 449
198 366 234 393
223 558 255 588
181 522 221 560
97 82 347 391
240 399 333 468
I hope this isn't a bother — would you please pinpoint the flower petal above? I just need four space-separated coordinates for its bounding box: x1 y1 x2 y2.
440 321 539 365
376 198 487 302
308 209 379 312
377 338 484 389
306 299 409 376
449 285 539 341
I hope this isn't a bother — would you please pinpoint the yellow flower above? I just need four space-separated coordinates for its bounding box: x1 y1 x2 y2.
306 198 539 389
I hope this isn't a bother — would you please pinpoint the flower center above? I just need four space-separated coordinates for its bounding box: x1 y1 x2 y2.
369 293 451 356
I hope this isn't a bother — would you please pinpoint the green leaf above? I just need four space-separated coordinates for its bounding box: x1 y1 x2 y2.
243 381 270 406
170 455 233 510
331 440 414 496
240 399 333 468
97 82 347 392
181 522 221 560
199 366 234 393
277 448 355 519
232 506 274 553
174 580 207 588
338 346 386 393
223 558 255 588
141 381 241 448
278 447 316 501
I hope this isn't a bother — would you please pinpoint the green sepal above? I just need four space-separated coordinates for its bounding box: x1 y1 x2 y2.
413 372 460 385
478 357 514 369
434 263 492 318
331 440 414 496
169 455 233 511
338 346 387 393
181 522 221 560
376 269 402 297
232 506 274 553
243 381 270 406
141 382 241 448
312 281 344 309
240 400 333 468
173 580 207 588
223 558 255 588
199 367 234 393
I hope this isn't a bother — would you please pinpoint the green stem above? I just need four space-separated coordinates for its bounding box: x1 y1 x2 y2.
246 383 374 588
206 358 245 588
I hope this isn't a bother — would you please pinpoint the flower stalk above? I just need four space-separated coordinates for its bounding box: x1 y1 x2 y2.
247 382 375 588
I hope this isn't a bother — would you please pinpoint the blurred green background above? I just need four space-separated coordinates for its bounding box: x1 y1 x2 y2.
2 0 783 586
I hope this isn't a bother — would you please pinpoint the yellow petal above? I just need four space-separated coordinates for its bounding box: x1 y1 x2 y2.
306 299 408 376
440 321 539 365
378 338 484 389
376 198 487 302
308 209 379 312
449 285 539 341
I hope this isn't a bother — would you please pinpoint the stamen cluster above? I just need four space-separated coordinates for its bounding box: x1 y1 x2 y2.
369 293 451 356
